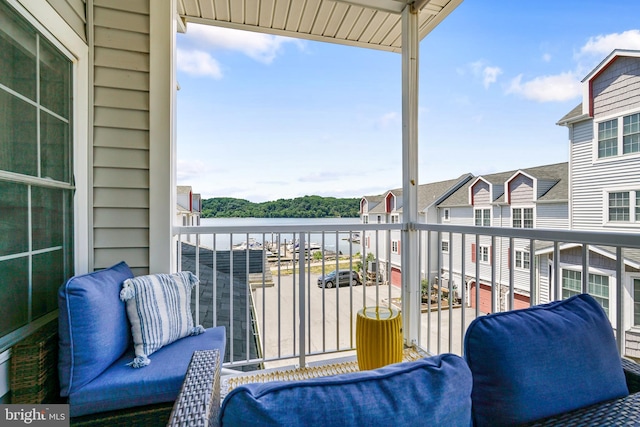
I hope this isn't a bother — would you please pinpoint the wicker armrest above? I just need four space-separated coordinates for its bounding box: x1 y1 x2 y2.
168 349 221 427
622 357 640 394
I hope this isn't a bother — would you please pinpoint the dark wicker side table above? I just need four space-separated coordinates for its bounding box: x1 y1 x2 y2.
168 349 221 427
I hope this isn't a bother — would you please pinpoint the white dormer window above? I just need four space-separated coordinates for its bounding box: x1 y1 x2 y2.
443 208 450 222
391 214 399 223
362 214 369 224
512 207 533 228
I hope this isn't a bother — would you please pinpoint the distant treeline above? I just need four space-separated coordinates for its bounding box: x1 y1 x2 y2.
201 195 360 218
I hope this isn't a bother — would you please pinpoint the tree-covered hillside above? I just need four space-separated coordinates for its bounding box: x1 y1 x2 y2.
201 195 360 218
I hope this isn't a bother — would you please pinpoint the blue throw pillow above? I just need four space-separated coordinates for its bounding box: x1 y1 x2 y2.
58 261 134 396
219 353 472 427
120 272 204 368
464 293 628 427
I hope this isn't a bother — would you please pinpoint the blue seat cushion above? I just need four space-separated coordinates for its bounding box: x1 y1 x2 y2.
464 293 628 427
58 261 134 396
68 326 226 417
219 353 472 427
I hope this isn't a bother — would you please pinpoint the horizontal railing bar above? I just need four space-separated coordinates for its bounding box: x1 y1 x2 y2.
416 223 640 249
174 223 402 235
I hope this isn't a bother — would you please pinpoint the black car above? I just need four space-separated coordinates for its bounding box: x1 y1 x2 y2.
317 270 361 288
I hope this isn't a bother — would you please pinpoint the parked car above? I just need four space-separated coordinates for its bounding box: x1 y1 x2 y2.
317 270 361 288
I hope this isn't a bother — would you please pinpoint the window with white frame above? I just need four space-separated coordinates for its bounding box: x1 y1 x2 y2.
474 208 490 226
362 214 369 224
561 270 609 315
441 240 449 253
634 278 640 326
443 208 450 222
598 119 618 158
392 240 399 254
597 112 640 158
479 245 489 263
515 250 530 270
512 207 533 228
0 1 74 338
606 190 640 223
377 215 381 223
391 214 399 224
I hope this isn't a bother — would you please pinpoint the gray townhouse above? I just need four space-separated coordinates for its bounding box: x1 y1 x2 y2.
557 49 640 357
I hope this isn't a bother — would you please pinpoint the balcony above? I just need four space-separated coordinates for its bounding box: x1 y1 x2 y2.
175 220 640 384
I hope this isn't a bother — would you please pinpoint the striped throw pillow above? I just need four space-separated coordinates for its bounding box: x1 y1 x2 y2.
120 271 205 368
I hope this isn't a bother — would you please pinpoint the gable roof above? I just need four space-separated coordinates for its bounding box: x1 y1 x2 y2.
363 173 473 214
438 162 568 207
177 0 463 53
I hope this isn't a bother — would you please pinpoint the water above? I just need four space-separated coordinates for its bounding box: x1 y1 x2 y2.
193 217 362 256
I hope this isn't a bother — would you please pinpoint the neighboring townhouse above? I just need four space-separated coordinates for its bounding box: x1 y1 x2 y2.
361 175 473 287
177 185 201 226
436 163 568 313
556 49 640 357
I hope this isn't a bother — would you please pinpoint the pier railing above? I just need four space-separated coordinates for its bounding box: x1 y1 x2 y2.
174 222 640 371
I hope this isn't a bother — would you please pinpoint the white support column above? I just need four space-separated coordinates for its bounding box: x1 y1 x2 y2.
401 5 420 347
149 0 177 273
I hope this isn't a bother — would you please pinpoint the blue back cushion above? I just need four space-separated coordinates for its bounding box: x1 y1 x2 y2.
219 353 472 427
464 293 628 427
58 261 134 396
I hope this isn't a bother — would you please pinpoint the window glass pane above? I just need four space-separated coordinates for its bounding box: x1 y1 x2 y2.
598 119 618 158
562 270 581 299
0 257 29 336
588 274 609 315
32 250 64 319
32 186 64 250
609 192 629 221
623 113 640 154
0 180 28 256
39 37 70 119
41 111 70 182
512 208 522 228
0 1 36 101
523 208 533 228
634 278 640 326
636 192 640 222
474 210 481 226
0 90 37 176
483 209 490 226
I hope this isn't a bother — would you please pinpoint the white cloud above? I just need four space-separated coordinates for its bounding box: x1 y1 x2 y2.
504 30 640 103
506 72 581 102
483 66 502 89
186 24 304 64
576 29 640 58
177 159 218 182
542 53 552 62
177 49 223 79
468 60 502 88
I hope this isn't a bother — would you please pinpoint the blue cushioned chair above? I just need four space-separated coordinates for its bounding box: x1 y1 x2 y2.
219 353 473 427
58 262 226 424
464 293 629 427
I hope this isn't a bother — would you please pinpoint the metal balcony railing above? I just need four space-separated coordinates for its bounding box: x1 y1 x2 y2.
174 222 640 371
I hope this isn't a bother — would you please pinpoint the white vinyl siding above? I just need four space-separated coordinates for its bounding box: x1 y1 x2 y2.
92 1 151 274
46 0 86 41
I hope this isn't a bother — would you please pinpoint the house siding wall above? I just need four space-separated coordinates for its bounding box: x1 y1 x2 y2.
509 175 533 204
536 204 569 229
46 0 86 41
472 182 490 205
92 0 151 274
592 57 640 119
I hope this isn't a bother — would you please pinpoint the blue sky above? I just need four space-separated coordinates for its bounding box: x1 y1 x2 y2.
176 0 640 202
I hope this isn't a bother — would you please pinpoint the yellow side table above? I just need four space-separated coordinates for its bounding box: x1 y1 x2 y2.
356 306 403 370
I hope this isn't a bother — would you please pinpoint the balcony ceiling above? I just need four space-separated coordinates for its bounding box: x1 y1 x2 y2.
177 0 463 52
